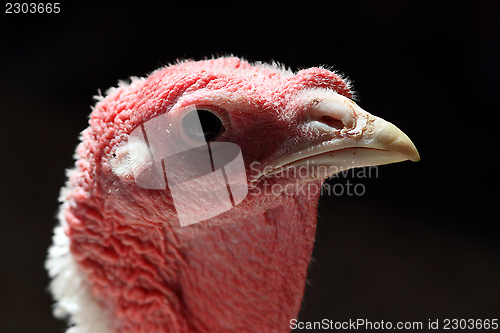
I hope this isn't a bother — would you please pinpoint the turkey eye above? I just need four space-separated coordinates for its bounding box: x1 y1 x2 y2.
182 109 225 142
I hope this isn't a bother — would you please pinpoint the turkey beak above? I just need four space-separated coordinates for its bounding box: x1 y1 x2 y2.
314 93 420 163
259 91 420 180
364 117 420 162
304 93 420 171
307 92 420 170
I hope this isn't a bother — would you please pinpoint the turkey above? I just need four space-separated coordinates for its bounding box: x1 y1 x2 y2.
46 56 419 333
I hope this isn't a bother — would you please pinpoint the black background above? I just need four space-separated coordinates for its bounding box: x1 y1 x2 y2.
1 1 498 332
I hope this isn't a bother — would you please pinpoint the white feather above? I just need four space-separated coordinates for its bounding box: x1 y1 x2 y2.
45 170 113 333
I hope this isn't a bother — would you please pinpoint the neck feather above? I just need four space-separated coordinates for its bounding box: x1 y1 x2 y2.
64 187 319 333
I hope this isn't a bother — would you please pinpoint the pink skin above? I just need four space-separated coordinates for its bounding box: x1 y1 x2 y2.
59 57 353 332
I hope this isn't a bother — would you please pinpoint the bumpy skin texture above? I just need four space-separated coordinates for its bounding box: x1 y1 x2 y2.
48 57 352 333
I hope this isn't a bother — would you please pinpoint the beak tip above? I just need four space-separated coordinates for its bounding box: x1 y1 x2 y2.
410 153 421 162
405 141 420 162
399 141 420 163
373 120 420 164
405 139 420 163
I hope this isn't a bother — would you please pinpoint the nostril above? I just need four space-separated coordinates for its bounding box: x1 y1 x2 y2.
308 98 354 132
320 115 344 130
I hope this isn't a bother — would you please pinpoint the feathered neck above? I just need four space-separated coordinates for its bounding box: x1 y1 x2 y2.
50 175 320 332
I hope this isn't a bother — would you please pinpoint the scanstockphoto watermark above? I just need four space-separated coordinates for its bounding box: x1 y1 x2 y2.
249 160 379 199
290 318 500 330
290 318 423 330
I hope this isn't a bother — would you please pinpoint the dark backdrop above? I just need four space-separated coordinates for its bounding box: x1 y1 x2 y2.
1 1 498 332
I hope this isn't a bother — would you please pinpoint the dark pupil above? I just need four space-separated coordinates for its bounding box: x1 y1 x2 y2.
183 110 224 142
